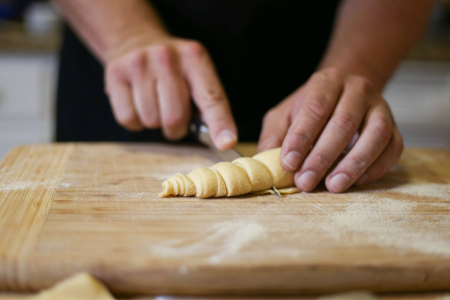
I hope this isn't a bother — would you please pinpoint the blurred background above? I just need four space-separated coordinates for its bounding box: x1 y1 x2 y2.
0 0 449 158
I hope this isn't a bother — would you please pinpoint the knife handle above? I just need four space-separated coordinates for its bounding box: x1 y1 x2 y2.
190 119 216 149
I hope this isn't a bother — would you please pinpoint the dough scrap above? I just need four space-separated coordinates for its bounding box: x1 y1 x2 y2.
28 273 114 300
318 291 377 300
160 147 300 198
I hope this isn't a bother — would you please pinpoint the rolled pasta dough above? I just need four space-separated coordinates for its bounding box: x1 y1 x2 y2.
160 148 300 198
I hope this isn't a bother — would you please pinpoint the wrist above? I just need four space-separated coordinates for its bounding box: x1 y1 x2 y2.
318 54 387 92
104 24 171 63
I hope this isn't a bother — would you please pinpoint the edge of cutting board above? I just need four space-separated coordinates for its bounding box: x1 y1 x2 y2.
0 143 75 291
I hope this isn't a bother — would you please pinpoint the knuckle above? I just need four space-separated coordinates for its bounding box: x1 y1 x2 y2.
350 76 374 95
105 61 122 79
263 108 278 125
372 119 393 144
320 67 343 81
201 89 227 110
289 128 314 149
141 115 160 129
163 113 185 130
331 113 360 137
116 111 137 128
150 44 174 66
311 151 332 170
127 50 147 71
348 153 367 172
306 96 331 121
180 40 205 58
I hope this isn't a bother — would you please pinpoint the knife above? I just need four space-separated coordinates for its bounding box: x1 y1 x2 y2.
190 121 282 197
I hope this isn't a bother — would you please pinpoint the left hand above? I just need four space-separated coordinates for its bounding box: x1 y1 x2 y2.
258 68 403 193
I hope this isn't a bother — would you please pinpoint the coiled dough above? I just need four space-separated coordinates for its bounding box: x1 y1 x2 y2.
159 147 300 198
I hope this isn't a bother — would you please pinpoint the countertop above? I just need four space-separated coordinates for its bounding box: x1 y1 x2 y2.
0 20 61 53
0 17 450 61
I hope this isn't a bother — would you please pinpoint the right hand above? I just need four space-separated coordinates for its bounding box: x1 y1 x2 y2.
105 34 238 150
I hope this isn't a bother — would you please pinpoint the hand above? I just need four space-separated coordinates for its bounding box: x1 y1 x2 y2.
105 34 237 150
258 68 403 193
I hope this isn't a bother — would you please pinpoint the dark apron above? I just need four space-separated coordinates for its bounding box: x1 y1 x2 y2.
56 0 340 142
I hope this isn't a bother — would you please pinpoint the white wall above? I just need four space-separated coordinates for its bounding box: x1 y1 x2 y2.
0 53 57 158
384 60 450 147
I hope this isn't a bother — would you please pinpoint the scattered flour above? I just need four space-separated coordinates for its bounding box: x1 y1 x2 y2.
321 195 450 256
149 220 267 264
147 189 450 262
208 220 267 263
0 179 59 192
387 183 450 200
116 192 152 199
58 182 72 188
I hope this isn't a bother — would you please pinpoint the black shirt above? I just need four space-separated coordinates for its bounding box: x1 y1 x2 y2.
56 0 340 142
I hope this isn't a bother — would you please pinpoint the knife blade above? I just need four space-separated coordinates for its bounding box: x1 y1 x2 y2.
190 121 282 197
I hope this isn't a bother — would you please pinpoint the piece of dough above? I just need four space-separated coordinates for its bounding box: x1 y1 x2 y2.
160 147 300 198
318 291 377 300
252 148 294 188
28 273 114 300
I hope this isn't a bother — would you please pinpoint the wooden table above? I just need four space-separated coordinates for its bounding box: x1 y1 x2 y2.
1 143 450 297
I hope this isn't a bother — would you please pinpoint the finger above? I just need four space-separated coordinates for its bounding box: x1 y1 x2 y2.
180 41 237 150
325 102 394 193
151 45 191 140
105 63 143 131
293 76 371 192
126 51 161 129
280 68 345 172
355 127 403 186
258 104 290 153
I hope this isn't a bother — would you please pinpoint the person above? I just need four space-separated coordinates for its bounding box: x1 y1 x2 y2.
54 0 433 193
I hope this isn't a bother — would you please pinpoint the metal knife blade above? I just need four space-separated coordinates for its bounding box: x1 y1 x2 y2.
190 121 282 197
191 122 242 161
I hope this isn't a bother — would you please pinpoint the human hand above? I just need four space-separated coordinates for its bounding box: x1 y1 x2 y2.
105 34 237 150
258 68 403 193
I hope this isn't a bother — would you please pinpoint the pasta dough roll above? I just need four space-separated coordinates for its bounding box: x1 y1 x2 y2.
159 147 299 198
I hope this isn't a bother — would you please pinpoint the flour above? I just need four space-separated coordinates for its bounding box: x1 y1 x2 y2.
149 220 267 264
387 183 450 200
59 182 72 188
209 220 267 263
0 179 59 192
320 195 450 256
131 184 450 260
116 192 152 199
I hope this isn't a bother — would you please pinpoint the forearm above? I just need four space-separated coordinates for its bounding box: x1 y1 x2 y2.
319 0 434 91
53 0 169 63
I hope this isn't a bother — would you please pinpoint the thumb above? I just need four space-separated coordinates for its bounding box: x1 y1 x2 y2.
258 105 290 153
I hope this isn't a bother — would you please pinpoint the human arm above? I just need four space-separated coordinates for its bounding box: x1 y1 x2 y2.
53 0 237 149
259 0 434 192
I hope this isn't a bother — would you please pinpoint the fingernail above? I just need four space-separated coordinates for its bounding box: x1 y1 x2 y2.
296 170 317 191
217 129 237 150
283 151 301 170
329 173 350 192
356 174 369 186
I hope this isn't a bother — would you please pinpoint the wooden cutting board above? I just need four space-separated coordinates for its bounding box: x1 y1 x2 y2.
0 143 450 296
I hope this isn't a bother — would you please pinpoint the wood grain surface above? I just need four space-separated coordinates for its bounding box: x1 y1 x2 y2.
0 143 450 296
